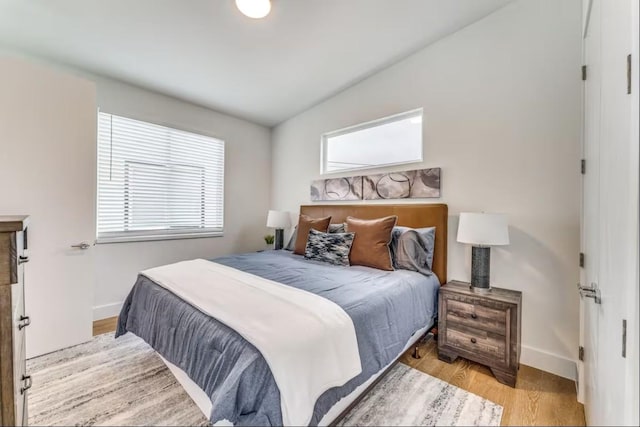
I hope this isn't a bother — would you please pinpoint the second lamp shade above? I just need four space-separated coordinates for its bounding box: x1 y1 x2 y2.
266 210 291 229
457 212 509 246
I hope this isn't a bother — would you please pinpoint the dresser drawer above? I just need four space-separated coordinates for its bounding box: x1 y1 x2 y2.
0 218 29 426
445 326 507 363
13 347 26 427
12 281 27 427
445 298 508 336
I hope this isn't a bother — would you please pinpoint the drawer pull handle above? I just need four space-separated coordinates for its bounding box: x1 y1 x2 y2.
470 313 477 319
470 338 477 344
18 315 31 330
18 255 29 264
20 375 32 394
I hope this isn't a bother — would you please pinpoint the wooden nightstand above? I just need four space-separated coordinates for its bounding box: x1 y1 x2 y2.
437 281 522 387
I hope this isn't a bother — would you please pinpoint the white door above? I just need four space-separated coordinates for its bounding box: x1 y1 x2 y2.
580 0 639 425
0 56 96 358
580 0 601 419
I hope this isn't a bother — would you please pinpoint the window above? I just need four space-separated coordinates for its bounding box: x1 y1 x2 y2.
321 108 423 174
97 112 224 243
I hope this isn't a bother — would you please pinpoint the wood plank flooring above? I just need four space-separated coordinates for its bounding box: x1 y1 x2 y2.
400 339 585 426
95 317 585 426
93 316 118 336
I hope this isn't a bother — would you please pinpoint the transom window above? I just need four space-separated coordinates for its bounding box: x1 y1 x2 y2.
321 108 423 174
97 112 224 243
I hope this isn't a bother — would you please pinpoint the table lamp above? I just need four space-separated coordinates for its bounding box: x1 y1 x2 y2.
457 212 510 292
266 210 291 250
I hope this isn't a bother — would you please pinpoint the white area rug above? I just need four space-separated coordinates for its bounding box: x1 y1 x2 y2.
27 333 502 426
337 363 503 426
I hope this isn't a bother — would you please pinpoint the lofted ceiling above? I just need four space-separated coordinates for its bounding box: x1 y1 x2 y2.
0 0 511 126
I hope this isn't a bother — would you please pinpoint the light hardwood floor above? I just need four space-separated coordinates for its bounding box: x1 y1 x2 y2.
95 317 585 426
400 340 585 426
93 316 119 336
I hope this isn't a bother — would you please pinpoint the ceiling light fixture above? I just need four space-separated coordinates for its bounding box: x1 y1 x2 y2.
236 0 271 19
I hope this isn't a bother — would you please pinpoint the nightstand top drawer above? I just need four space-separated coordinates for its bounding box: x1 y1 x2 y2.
445 298 507 335
442 281 522 305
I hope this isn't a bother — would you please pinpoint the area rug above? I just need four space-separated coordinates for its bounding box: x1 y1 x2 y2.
27 333 503 426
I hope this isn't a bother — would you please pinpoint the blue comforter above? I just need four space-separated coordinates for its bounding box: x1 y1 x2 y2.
116 251 439 426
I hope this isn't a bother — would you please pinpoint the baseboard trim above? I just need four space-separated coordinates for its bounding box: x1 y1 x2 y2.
93 302 123 321
521 345 577 381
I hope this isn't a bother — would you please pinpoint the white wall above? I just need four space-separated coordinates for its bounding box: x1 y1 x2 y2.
271 0 582 380
0 51 272 323
89 75 272 320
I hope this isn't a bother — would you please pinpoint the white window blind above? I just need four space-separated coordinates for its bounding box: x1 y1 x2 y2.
97 112 224 242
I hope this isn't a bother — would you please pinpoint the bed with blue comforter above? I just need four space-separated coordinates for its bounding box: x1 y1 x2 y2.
116 250 439 426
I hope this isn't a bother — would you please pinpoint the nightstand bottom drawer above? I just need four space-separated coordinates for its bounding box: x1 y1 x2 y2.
445 326 506 361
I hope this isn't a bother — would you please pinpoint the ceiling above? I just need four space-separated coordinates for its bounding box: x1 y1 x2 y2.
0 0 511 126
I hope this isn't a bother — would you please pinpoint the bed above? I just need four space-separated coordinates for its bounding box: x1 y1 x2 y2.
116 203 448 426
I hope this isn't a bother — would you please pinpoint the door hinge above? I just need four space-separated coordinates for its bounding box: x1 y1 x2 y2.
622 319 627 358
582 65 587 81
581 159 586 174
579 346 585 361
579 252 585 268
627 54 632 94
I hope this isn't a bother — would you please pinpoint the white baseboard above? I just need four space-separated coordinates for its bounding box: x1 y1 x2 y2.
93 302 123 321
521 344 577 381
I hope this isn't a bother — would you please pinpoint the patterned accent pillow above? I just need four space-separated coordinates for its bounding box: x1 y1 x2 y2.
304 228 355 266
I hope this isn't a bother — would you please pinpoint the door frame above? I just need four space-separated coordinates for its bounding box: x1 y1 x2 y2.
624 1 639 424
577 0 592 406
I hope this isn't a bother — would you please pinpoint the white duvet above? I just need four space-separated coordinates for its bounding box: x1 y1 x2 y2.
141 259 362 426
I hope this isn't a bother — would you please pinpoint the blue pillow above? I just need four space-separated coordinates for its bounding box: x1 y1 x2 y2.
285 228 297 251
390 226 436 275
304 228 355 266
328 223 346 233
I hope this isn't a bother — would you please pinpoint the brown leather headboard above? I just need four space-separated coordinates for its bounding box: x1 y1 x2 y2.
300 204 448 284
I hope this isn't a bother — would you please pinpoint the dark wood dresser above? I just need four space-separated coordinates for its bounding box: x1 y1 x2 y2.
437 280 521 387
0 216 30 426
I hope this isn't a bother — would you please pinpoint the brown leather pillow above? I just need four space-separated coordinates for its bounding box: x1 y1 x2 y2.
293 214 331 255
345 215 398 270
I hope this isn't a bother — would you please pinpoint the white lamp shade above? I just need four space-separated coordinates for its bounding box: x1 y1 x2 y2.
266 210 291 229
457 212 510 246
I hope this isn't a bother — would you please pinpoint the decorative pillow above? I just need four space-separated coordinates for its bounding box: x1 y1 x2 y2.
328 223 346 233
390 226 436 276
304 228 355 266
293 214 331 255
345 215 398 271
285 226 297 251
286 222 346 251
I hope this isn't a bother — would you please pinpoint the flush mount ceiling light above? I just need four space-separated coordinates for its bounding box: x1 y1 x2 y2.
236 0 271 19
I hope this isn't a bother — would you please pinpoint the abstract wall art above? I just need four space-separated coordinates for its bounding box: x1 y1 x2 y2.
310 176 363 201
362 168 440 200
311 168 440 201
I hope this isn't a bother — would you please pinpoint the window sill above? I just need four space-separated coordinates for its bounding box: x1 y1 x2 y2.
96 231 224 244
